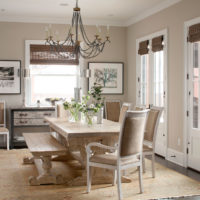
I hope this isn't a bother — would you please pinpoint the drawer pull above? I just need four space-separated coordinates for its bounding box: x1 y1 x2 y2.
43 113 51 116
20 120 28 124
19 113 28 117
43 120 47 123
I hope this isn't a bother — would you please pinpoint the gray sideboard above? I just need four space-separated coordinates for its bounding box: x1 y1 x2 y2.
10 107 55 149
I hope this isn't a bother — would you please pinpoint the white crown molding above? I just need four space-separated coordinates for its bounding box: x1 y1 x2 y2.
0 15 125 27
0 0 182 27
125 0 182 26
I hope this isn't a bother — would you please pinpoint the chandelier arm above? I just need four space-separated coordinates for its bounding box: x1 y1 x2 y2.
79 16 95 45
79 45 97 58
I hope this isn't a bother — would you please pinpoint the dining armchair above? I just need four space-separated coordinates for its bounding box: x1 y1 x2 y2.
0 100 9 150
142 106 163 178
118 102 132 123
105 100 121 122
86 110 148 200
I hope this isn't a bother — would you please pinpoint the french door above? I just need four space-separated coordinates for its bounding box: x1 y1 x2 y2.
136 34 167 157
187 41 200 171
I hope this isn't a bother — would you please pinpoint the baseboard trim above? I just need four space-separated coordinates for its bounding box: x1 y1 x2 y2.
166 148 184 167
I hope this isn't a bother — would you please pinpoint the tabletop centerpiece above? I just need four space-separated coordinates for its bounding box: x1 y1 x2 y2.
63 83 104 125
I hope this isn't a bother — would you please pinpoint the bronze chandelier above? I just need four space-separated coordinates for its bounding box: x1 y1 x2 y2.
45 0 110 59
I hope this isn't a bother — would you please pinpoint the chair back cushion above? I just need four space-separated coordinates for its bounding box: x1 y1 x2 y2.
144 109 160 142
105 101 120 122
120 111 147 157
119 105 129 124
56 104 69 119
0 102 5 126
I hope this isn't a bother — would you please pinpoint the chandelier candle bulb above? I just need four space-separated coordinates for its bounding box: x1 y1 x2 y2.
55 30 59 42
107 25 110 36
45 26 49 38
48 24 52 36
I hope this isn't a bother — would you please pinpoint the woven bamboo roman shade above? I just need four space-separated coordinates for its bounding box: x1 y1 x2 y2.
188 23 200 43
138 40 149 55
30 45 79 65
152 35 164 52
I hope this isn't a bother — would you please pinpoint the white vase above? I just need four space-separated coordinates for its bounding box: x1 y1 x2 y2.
97 107 103 124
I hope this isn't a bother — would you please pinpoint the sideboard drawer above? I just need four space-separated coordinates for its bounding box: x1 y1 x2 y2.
14 118 49 126
14 111 55 119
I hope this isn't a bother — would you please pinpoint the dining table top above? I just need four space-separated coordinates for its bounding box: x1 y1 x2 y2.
45 117 121 139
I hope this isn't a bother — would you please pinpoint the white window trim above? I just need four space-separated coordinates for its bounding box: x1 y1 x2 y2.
24 40 80 107
136 29 168 158
183 16 200 168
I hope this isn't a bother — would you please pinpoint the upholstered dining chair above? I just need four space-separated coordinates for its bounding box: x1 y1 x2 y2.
86 110 149 200
142 106 163 178
105 100 121 122
0 100 9 150
118 102 132 123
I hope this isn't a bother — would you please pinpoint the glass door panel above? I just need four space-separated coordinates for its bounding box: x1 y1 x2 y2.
140 55 149 108
188 41 200 171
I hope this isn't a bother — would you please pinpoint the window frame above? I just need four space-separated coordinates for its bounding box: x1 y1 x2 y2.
25 40 80 107
136 29 168 158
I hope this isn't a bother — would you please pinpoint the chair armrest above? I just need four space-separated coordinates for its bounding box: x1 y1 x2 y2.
86 142 118 154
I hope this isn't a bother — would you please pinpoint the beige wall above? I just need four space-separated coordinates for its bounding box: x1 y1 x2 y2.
0 22 127 111
126 0 200 152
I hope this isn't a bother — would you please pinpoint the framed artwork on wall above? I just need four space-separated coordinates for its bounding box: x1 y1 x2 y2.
0 60 21 94
88 62 124 94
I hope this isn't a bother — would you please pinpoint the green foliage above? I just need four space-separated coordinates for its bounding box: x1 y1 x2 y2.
89 82 104 110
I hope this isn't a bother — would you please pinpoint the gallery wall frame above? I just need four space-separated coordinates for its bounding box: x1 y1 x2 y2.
88 62 124 94
0 60 21 95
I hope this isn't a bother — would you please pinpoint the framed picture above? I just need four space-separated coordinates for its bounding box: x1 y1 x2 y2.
88 62 124 94
0 60 21 94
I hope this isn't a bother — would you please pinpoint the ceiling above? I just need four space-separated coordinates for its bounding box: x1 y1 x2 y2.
0 0 181 26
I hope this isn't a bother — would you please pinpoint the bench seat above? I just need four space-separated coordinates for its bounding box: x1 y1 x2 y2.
23 132 67 157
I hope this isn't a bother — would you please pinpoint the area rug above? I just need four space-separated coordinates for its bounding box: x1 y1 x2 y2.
0 149 200 200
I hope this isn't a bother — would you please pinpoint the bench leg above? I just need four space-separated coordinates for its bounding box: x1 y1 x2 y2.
29 156 65 186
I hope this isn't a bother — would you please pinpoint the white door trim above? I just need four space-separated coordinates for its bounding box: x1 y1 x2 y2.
136 29 168 158
183 16 200 168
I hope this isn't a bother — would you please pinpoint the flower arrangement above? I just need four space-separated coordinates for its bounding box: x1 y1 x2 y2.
63 83 104 125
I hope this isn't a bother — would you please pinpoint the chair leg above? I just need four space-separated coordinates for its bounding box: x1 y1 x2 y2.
142 155 146 173
7 133 9 150
138 164 144 193
87 164 92 193
117 167 122 200
152 153 155 178
112 170 117 186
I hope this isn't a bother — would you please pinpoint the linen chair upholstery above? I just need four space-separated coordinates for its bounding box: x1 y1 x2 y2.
142 106 163 178
118 102 132 124
105 100 121 122
56 104 69 118
0 102 5 126
0 100 9 150
86 110 149 200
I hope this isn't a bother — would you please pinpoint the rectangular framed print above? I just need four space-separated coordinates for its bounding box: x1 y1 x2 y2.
0 60 21 94
88 62 124 94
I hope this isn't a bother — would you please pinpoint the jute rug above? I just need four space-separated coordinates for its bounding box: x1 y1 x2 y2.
0 149 200 200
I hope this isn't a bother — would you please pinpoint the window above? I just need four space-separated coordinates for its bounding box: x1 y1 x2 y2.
25 41 79 107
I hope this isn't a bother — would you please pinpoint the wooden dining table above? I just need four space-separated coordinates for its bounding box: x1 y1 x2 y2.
45 117 131 186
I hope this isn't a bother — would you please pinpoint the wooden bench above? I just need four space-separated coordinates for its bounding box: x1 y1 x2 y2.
23 132 67 186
